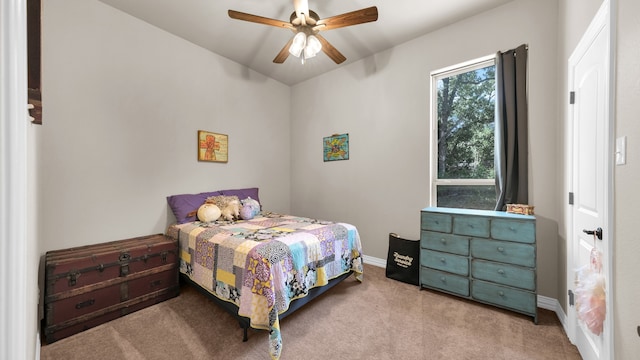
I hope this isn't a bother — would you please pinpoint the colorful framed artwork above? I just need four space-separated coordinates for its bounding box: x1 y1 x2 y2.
198 130 228 163
323 133 349 162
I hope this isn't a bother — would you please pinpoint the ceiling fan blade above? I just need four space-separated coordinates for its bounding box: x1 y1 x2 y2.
273 37 294 64
315 34 346 64
228 10 294 30
315 6 378 31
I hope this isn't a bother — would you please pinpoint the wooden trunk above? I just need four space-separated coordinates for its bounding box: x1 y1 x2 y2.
44 234 179 343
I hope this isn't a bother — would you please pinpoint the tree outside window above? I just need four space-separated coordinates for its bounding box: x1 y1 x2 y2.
430 57 496 210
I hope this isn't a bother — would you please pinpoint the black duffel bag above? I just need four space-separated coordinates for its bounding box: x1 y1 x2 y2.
385 233 420 285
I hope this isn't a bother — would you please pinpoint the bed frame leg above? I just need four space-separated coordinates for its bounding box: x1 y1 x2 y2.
239 321 248 342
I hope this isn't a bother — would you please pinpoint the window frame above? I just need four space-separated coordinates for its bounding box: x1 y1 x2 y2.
429 54 497 207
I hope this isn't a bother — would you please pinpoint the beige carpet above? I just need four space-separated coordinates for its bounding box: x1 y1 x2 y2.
40 264 581 360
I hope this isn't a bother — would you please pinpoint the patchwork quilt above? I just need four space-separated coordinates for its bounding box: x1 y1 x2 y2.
165 212 364 359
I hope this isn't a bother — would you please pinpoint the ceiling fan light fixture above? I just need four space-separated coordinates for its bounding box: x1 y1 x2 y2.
304 35 322 58
288 32 307 57
229 3 378 65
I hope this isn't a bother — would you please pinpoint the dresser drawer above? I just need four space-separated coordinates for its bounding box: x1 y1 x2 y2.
491 219 535 243
471 280 536 315
421 268 469 297
421 231 469 256
470 239 535 268
421 250 469 276
453 216 490 238
421 212 452 233
471 260 535 291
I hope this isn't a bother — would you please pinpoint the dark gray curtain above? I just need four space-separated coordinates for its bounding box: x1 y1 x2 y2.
495 44 528 211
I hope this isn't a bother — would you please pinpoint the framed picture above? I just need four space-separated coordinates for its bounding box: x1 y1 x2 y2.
198 130 228 163
323 133 349 162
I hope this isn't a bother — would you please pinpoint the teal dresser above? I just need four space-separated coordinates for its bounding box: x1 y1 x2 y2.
420 207 537 323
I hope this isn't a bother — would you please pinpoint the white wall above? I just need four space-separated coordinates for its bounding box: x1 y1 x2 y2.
290 0 560 298
613 0 640 356
39 0 291 252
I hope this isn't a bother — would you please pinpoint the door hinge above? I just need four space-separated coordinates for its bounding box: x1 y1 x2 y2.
568 289 575 307
569 192 574 205
570 91 575 104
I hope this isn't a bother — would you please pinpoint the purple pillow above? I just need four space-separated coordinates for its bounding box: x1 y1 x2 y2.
219 187 260 206
167 191 222 224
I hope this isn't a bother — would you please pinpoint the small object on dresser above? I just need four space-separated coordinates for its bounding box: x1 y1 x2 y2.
506 203 535 215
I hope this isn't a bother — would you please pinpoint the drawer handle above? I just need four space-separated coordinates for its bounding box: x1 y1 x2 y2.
440 277 446 282
498 291 505 297
497 246 505 252
497 269 505 275
509 226 516 231
440 238 446 244
440 257 446 263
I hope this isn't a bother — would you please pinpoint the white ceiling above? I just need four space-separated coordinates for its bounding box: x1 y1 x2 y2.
98 0 513 85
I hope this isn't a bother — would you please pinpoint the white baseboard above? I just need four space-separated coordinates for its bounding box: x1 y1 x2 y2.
364 255 568 329
35 332 40 360
362 255 386 268
539 295 569 331
537 294 557 311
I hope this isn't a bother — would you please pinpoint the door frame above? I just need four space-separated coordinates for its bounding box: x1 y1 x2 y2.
565 0 615 358
0 0 31 359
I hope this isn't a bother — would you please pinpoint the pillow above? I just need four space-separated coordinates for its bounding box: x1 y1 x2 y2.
167 191 222 224
219 187 260 208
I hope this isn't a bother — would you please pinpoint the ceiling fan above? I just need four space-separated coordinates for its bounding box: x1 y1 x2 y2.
228 0 378 64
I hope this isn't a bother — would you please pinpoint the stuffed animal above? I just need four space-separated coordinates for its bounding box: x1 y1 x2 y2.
239 197 260 220
220 198 240 221
197 203 221 222
205 195 240 221
239 205 255 220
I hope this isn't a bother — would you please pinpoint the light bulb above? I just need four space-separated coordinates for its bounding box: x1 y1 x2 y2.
288 32 307 57
304 35 322 58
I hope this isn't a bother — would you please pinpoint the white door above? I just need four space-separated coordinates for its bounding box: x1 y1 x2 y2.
567 1 612 359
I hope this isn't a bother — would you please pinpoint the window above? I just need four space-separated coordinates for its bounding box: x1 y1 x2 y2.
430 56 496 210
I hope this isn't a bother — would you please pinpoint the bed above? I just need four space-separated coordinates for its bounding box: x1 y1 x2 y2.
165 188 364 359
